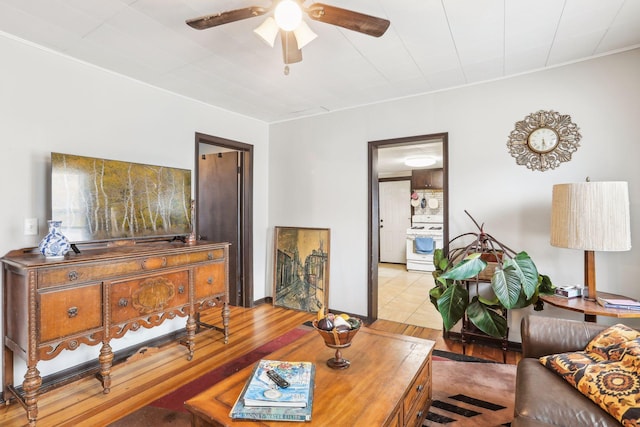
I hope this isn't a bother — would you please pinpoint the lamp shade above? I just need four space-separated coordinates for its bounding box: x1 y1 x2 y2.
293 21 317 49
254 17 279 47
551 182 631 252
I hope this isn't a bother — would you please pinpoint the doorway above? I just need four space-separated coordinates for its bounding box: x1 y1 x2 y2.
367 133 449 323
196 133 254 307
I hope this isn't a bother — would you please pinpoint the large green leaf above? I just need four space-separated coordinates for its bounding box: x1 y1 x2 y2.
433 249 445 271
436 283 469 331
502 252 539 299
478 294 500 306
491 265 522 309
467 300 508 338
439 254 487 281
429 286 444 309
510 287 537 309
538 274 555 294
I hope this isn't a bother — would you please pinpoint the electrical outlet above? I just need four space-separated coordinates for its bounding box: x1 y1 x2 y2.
24 218 38 236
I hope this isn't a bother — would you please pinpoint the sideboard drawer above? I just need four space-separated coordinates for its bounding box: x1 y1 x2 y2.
39 283 103 343
186 248 226 264
194 263 226 300
37 248 227 289
110 270 190 324
38 259 144 288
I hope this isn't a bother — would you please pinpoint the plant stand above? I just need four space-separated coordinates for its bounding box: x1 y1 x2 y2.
460 279 508 363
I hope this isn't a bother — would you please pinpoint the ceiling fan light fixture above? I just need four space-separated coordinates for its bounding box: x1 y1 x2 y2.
254 16 279 47
274 0 302 31
404 156 436 168
293 21 317 49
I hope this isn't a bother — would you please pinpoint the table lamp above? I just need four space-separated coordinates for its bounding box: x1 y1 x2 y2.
550 181 631 301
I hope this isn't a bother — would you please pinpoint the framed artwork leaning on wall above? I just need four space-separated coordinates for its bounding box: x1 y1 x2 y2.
273 226 330 313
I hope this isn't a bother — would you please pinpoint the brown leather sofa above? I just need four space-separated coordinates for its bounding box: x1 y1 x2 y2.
513 315 619 427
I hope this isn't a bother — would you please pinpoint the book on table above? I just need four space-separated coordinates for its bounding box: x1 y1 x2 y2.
597 297 640 310
230 359 315 422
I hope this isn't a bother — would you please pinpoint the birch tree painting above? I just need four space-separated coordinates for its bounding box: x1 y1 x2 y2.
51 153 191 243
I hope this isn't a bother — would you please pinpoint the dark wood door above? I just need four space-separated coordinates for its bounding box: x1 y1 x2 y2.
198 152 241 305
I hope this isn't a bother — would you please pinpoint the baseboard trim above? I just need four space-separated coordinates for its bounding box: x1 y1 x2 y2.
254 296 272 305
254 298 372 325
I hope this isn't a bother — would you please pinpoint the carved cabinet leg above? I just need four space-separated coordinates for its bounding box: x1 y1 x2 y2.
97 342 113 393
185 314 196 361
222 302 230 344
23 365 42 427
3 346 15 405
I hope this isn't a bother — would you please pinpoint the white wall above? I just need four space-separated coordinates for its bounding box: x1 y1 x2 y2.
269 48 640 338
0 33 269 383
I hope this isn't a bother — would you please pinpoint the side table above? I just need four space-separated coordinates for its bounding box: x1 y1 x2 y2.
539 291 640 322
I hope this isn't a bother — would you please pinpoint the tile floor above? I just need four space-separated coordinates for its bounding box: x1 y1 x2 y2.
377 263 443 330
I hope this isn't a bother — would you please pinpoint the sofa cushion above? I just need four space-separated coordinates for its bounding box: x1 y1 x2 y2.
540 324 640 425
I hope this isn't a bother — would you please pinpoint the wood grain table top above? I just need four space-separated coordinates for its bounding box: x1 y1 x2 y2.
540 291 640 319
185 327 434 426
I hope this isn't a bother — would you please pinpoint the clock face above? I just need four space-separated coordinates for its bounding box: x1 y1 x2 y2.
527 127 559 153
507 110 581 171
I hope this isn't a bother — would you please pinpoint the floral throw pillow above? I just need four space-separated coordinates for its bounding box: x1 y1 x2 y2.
584 323 640 351
540 324 640 425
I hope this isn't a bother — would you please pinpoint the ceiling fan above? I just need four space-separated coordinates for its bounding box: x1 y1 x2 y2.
186 1 390 71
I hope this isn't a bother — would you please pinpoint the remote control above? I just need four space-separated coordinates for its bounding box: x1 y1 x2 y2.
266 370 290 388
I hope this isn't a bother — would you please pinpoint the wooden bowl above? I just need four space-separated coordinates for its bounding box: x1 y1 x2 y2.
312 319 361 348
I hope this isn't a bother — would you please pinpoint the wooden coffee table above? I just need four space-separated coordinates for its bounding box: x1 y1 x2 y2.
185 327 434 426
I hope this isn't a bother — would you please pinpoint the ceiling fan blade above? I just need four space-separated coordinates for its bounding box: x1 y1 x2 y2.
281 31 302 64
186 7 268 30
306 3 390 37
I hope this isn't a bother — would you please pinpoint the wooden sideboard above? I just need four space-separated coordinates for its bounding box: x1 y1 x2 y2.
2 240 229 426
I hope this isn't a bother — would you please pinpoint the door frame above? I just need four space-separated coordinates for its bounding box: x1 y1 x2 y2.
367 133 449 322
195 132 254 307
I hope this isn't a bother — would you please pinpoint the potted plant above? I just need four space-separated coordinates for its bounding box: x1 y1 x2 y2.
429 211 554 338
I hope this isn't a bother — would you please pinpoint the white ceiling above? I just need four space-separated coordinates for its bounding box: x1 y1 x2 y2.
1 0 639 124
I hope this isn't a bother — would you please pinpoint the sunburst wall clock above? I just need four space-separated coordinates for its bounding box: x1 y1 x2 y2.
507 110 582 171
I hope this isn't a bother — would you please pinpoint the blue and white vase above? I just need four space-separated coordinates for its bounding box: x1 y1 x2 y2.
38 220 71 259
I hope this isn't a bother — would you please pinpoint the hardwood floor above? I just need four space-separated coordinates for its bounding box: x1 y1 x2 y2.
0 304 521 426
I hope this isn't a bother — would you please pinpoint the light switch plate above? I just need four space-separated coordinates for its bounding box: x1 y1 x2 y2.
24 218 38 235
